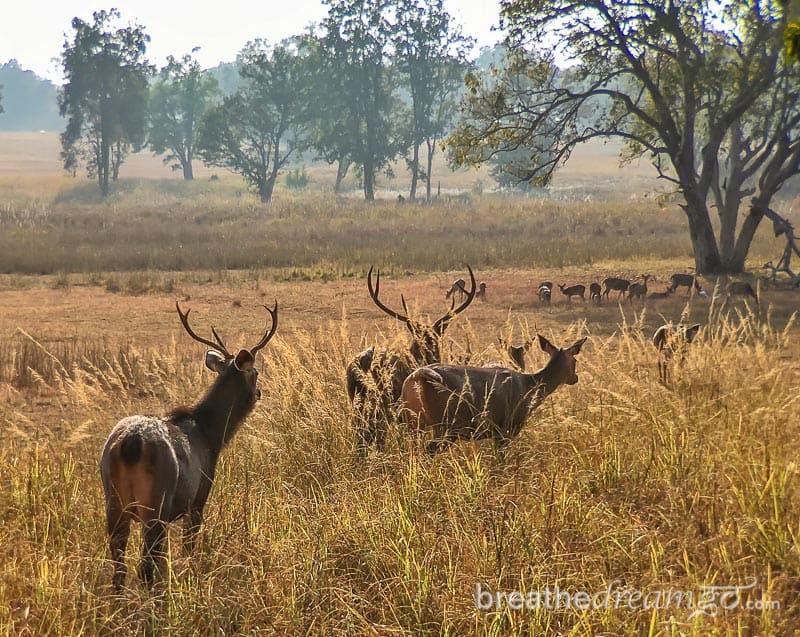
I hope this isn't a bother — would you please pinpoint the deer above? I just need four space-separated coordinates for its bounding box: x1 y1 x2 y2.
652 323 700 384
476 281 487 302
667 273 702 295
648 287 674 300
725 280 759 305
589 282 602 305
538 281 552 305
497 337 533 371
628 274 653 302
602 276 630 300
347 265 476 457
446 277 468 302
558 283 586 302
402 334 587 455
99 300 278 591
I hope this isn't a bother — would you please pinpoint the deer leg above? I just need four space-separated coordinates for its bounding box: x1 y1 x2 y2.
106 501 130 592
140 519 167 588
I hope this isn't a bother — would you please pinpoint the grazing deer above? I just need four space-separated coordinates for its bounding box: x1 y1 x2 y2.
476 281 487 302
648 287 674 300
725 280 759 305
558 283 586 302
538 281 552 305
402 335 587 454
347 266 476 457
628 274 653 302
602 276 630 300
446 277 468 302
652 323 700 384
589 282 602 305
668 273 702 295
100 301 278 590
498 337 533 371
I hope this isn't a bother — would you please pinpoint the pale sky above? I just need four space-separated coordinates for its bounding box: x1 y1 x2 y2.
0 1 503 84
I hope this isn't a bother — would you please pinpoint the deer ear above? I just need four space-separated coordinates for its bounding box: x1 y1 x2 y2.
538 334 557 356
234 349 255 371
205 350 228 374
567 336 588 356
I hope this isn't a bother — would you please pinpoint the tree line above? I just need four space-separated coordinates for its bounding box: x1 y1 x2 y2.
56 1 800 274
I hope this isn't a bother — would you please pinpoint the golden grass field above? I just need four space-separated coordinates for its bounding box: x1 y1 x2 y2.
0 132 799 635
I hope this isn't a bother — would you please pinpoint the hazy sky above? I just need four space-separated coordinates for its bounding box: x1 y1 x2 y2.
1 1 503 83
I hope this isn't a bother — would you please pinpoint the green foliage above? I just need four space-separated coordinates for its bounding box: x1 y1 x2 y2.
58 9 153 197
285 165 309 190
148 50 220 180
0 60 62 131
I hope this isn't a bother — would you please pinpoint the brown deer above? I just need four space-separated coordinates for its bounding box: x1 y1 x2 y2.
402 334 587 454
628 274 653 302
446 277 468 302
347 266 476 457
667 273 702 295
602 276 630 300
498 337 533 371
648 287 674 300
589 282 602 304
538 281 553 305
476 281 487 302
558 283 586 302
100 301 278 590
725 280 759 305
652 323 700 383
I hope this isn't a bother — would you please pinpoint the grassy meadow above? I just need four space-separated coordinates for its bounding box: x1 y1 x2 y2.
1 133 799 635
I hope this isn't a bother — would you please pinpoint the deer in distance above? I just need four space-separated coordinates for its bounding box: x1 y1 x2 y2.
99 301 278 590
589 282 602 304
652 323 700 384
628 274 653 302
347 266 476 457
559 283 586 302
668 273 702 295
724 280 759 305
402 334 587 455
476 281 487 301
446 277 469 302
538 281 552 305
602 276 630 300
498 337 534 371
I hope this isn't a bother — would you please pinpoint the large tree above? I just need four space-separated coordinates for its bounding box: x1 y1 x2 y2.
449 0 799 274
393 0 473 201
197 40 311 203
149 50 220 180
316 0 405 200
59 9 152 197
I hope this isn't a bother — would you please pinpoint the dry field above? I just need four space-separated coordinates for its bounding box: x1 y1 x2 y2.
0 136 799 635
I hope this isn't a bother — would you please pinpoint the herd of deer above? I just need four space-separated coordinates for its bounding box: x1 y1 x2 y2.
99 266 759 590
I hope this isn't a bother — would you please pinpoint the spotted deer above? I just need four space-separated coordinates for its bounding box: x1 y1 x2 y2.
668 273 702 295
589 282 602 304
402 335 587 454
558 283 586 302
497 337 533 371
628 274 653 302
347 266 476 457
100 301 278 590
652 323 700 383
602 276 630 300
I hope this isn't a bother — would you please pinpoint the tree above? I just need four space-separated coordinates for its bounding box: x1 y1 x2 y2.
197 40 311 203
59 9 152 197
316 0 405 200
149 50 220 180
393 0 473 201
450 0 798 274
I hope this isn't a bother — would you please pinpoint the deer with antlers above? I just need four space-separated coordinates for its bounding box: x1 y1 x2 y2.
402 334 587 455
347 266 476 457
99 301 278 590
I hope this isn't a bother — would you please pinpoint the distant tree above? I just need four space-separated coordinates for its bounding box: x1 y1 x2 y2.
198 40 311 203
0 60 63 131
316 0 406 200
450 0 798 274
393 0 473 201
149 50 220 179
59 9 152 197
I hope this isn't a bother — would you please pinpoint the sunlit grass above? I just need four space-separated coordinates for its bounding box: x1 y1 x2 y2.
0 305 798 634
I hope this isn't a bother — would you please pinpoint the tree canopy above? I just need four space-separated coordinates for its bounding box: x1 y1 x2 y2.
59 9 152 196
449 0 799 274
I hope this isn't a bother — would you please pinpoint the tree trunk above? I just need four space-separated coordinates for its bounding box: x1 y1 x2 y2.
425 139 435 202
183 154 194 180
334 159 350 193
100 138 110 198
363 158 375 201
259 176 276 204
409 142 420 201
729 201 767 272
681 192 721 274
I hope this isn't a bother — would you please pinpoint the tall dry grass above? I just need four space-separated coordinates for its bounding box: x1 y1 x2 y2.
0 305 798 634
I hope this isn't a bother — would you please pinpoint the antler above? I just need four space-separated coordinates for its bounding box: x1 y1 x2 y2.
433 264 476 331
249 301 279 355
176 301 232 359
367 266 410 323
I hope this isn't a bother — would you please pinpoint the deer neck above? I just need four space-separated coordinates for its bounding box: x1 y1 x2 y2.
526 354 567 405
192 373 256 453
